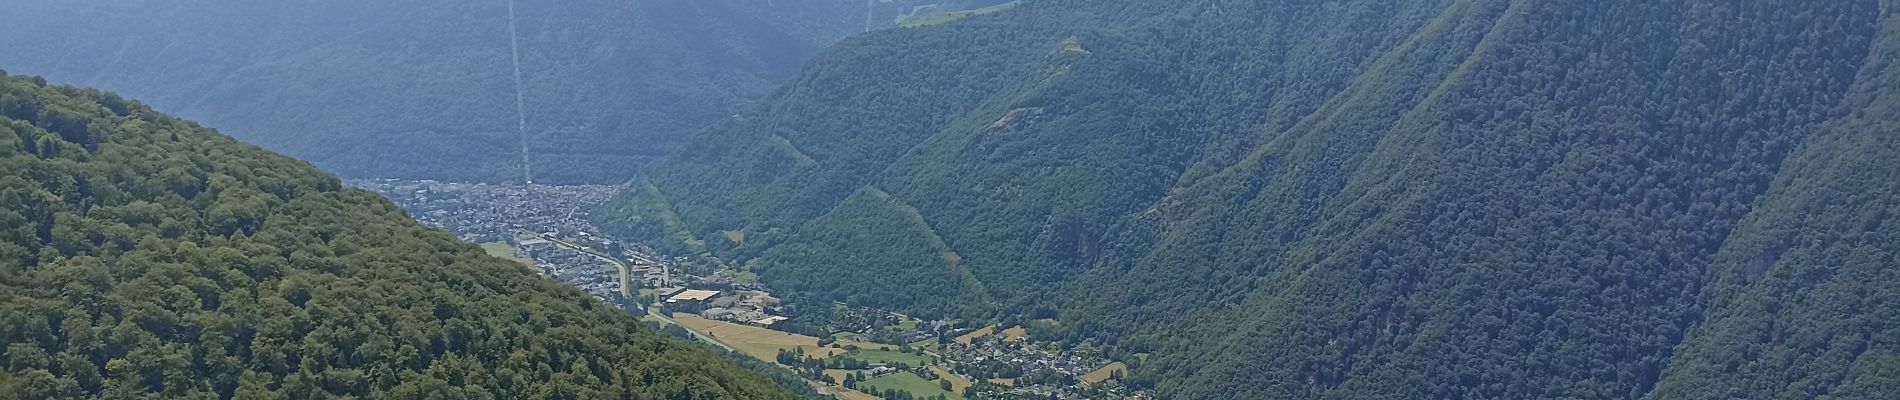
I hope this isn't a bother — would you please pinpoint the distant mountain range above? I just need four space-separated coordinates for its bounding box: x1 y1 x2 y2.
0 0 1006 184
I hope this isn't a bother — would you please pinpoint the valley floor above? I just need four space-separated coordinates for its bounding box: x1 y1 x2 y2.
360 178 1144 399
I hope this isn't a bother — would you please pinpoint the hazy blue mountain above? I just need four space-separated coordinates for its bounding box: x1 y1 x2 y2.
0 0 992 183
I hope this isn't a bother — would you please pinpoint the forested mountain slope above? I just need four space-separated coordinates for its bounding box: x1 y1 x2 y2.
0 72 791 399
602 0 1900 398
0 0 981 183
1647 16 1900 398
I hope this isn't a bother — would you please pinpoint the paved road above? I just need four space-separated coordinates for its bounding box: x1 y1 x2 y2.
521 230 633 298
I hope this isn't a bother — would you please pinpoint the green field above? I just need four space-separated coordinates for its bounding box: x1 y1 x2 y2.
859 371 962 400
898 1 1019 27
846 348 932 367
890 319 919 331
479 242 532 265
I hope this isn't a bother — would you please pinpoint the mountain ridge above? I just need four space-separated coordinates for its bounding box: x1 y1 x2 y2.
0 70 796 399
0 0 997 184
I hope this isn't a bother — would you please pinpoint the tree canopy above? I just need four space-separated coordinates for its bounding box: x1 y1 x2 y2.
0 71 793 399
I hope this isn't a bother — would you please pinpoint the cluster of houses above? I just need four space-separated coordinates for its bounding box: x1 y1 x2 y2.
625 249 673 288
942 330 1088 378
512 237 624 301
349 179 618 244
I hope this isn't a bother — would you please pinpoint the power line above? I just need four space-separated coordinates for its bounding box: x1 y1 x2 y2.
507 0 532 184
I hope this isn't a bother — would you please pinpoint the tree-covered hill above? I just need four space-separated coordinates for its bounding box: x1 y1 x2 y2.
0 0 995 184
602 0 1900 398
0 71 793 399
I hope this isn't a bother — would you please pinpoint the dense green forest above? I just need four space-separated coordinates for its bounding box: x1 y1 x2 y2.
600 0 1900 398
0 72 793 399
0 0 999 183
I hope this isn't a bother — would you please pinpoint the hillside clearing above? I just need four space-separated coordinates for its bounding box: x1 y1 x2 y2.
479 242 532 265
956 325 996 344
930 366 973 393
1081 362 1128 384
899 1 1019 27
1001 326 1027 341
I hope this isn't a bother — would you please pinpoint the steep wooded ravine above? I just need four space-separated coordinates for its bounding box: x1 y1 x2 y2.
602 0 1900 398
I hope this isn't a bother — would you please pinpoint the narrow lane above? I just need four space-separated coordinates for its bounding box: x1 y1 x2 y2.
519 229 632 298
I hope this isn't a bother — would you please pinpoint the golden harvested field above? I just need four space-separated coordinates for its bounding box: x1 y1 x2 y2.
1001 326 1027 341
1081 362 1128 384
931 366 973 393
672 313 848 361
824 369 853 383
831 387 881 400
956 325 996 344
817 371 881 400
